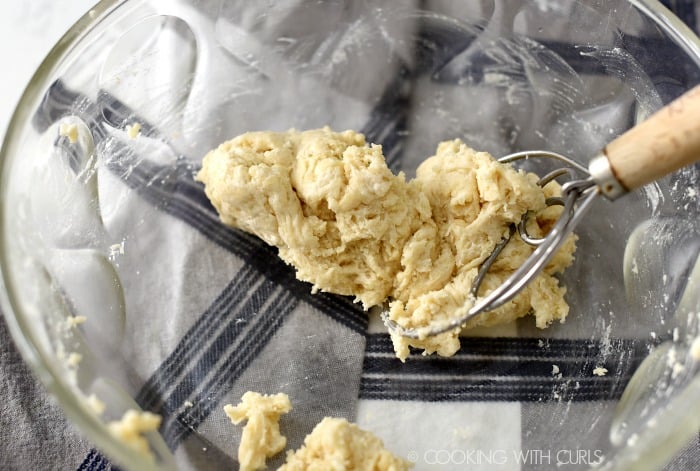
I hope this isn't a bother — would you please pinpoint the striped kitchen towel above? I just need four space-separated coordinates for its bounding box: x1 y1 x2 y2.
1 1 698 471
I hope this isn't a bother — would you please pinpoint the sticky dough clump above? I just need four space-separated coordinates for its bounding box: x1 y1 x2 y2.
224 392 292 471
197 127 575 360
279 417 412 471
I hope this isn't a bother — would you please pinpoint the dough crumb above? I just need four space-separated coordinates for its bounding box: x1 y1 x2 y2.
183 400 194 408
108 241 126 261
66 315 87 327
107 409 162 459
671 362 685 379
85 393 106 415
66 352 82 368
198 128 576 360
224 392 292 471
59 122 79 144
126 122 142 139
593 367 608 376
690 337 700 360
552 369 562 379
279 417 412 471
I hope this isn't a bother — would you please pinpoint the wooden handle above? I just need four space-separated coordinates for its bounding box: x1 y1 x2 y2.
604 85 700 191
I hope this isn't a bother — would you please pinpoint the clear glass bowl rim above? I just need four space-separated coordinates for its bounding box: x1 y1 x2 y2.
0 1 699 470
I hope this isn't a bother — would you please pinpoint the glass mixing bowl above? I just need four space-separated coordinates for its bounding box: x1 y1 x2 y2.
1 1 699 470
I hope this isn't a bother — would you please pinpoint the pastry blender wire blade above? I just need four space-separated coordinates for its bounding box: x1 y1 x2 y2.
383 86 700 339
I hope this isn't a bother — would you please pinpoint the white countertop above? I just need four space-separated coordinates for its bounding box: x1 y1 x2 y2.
0 0 96 138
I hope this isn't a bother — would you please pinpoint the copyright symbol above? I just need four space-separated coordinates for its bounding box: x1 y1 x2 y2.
407 451 419 462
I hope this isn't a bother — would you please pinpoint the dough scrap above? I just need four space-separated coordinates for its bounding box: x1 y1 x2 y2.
197 128 575 360
126 122 142 139
225 393 410 470
224 391 292 471
59 122 79 144
107 409 162 460
278 417 412 471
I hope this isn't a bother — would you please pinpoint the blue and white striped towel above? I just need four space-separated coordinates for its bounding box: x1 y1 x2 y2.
1 1 699 470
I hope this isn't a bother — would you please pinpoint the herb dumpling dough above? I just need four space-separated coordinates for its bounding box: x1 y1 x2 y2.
197 127 429 308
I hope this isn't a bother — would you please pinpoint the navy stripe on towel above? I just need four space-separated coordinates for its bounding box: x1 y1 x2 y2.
360 334 649 402
161 288 297 448
76 448 115 471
